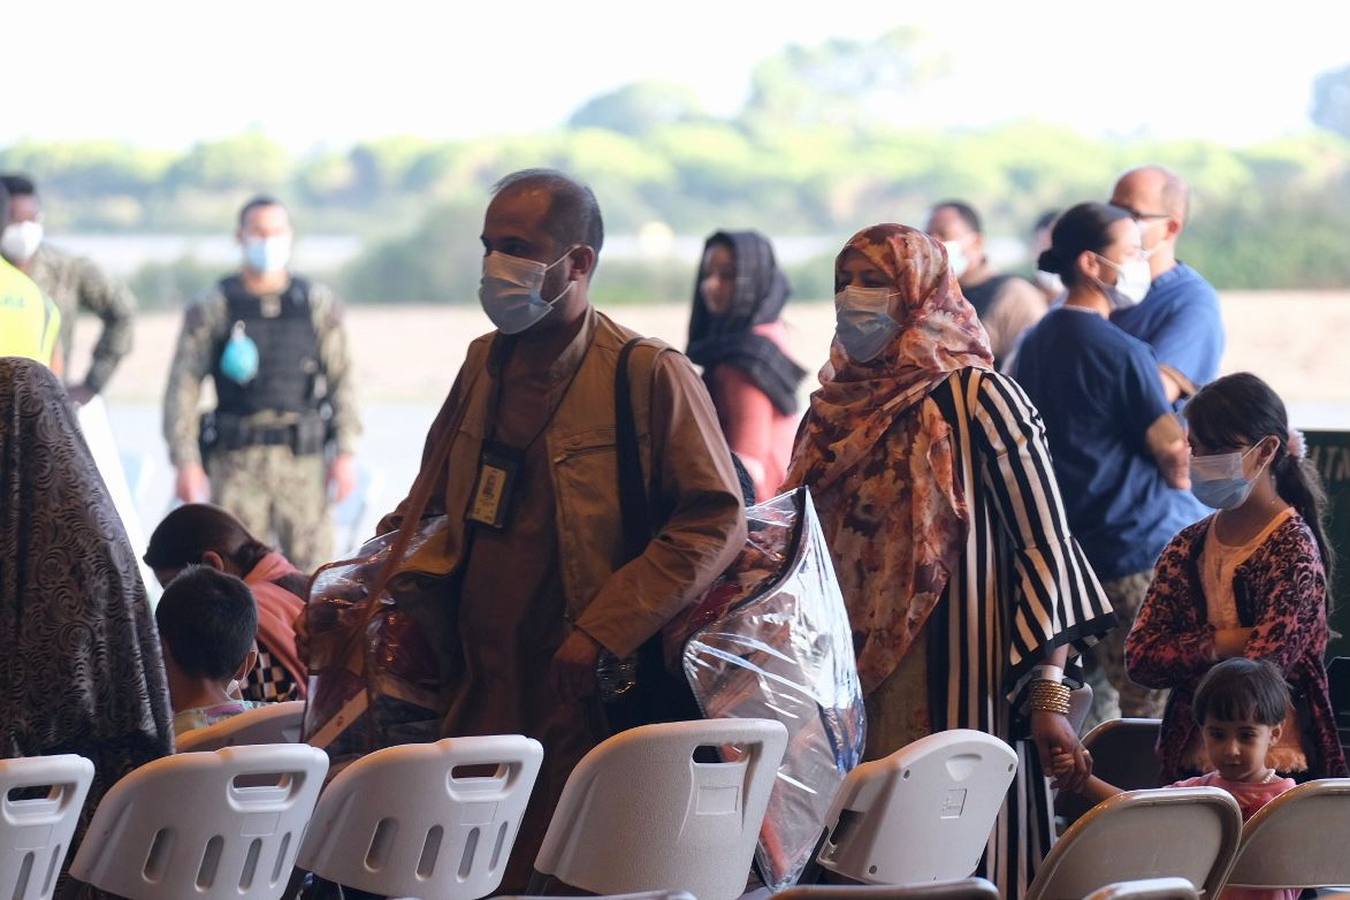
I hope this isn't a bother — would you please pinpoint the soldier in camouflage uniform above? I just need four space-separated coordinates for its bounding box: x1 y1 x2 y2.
1 174 136 402
163 196 359 572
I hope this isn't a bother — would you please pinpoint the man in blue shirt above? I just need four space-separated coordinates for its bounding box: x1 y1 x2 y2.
1109 166 1226 403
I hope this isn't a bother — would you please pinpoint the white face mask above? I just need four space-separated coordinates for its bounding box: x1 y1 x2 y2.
478 250 574 335
1 220 44 263
942 240 970 279
242 234 292 274
1096 255 1151 309
834 286 900 362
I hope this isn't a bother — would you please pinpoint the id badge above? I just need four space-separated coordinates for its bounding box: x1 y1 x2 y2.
467 442 522 530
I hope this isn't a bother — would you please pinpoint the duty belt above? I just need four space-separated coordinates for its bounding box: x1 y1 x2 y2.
202 412 328 457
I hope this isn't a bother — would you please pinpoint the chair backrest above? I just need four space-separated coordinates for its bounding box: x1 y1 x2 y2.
69 744 328 900
1059 719 1163 825
0 755 95 900
815 729 1017 885
297 734 543 899
1026 787 1242 900
1223 778 1350 889
176 701 307 753
496 893 695 900
774 878 1001 900
534 718 788 900
1083 877 1200 899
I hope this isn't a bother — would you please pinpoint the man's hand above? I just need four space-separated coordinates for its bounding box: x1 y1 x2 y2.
67 384 97 406
550 628 603 702
328 452 358 504
175 463 210 503
1032 709 1091 792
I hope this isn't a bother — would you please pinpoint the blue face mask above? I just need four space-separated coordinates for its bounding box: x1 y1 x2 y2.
835 286 900 363
478 250 574 335
1189 444 1262 510
219 321 260 384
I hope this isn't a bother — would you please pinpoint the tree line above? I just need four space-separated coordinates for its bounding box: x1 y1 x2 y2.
5 30 1349 305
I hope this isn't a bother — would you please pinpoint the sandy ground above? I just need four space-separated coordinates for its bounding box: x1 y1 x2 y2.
88 291 1350 413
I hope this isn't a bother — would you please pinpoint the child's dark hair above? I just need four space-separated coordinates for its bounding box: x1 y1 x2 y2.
155 565 258 681
1185 372 1334 585
1193 658 1290 727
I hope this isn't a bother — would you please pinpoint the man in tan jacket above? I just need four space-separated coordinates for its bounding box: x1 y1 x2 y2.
379 168 746 889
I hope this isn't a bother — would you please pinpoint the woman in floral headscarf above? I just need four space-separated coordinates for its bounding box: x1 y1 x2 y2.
783 224 1115 896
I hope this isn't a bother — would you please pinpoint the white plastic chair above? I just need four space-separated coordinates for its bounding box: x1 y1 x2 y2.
1221 777 1350 892
297 735 543 899
533 718 789 900
0 755 95 900
176 701 306 752
1083 877 1199 899
69 744 328 900
815 729 1017 885
1025 787 1242 900
496 893 695 900
773 878 1001 899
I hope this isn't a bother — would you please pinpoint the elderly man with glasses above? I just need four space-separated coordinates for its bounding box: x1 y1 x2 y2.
1109 165 1226 404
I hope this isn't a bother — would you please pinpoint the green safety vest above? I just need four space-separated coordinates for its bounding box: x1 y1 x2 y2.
0 257 61 364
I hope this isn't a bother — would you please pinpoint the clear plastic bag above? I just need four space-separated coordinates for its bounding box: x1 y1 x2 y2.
674 488 866 891
301 517 455 776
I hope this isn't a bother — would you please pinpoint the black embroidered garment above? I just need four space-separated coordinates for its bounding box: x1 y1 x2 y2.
0 358 174 898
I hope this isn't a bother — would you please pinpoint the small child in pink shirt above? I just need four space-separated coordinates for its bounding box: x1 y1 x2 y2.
1054 658 1297 900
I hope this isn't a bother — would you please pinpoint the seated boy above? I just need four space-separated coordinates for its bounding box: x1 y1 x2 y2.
1054 657 1297 900
145 502 308 702
156 565 262 738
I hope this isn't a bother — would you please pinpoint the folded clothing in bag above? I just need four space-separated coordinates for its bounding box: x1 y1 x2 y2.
301 516 455 776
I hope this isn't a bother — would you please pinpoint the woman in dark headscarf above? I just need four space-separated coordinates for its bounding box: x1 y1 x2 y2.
687 230 806 501
0 357 174 898
783 225 1116 897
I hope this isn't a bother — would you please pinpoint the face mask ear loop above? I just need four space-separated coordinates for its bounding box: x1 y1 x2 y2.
542 245 582 304
1246 436 1279 482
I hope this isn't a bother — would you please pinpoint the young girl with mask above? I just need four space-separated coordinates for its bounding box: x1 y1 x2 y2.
1127 372 1347 782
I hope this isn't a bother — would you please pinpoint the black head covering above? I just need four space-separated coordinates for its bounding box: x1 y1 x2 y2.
686 230 806 415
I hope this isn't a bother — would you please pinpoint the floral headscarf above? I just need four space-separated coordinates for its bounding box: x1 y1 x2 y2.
783 224 993 692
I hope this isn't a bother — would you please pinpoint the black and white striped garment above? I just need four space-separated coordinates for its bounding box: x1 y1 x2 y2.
926 367 1116 897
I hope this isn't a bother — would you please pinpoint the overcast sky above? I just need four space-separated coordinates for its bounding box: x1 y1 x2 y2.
9 1 1350 149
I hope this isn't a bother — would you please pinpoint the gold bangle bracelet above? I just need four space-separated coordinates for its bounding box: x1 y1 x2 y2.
1028 679 1072 715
